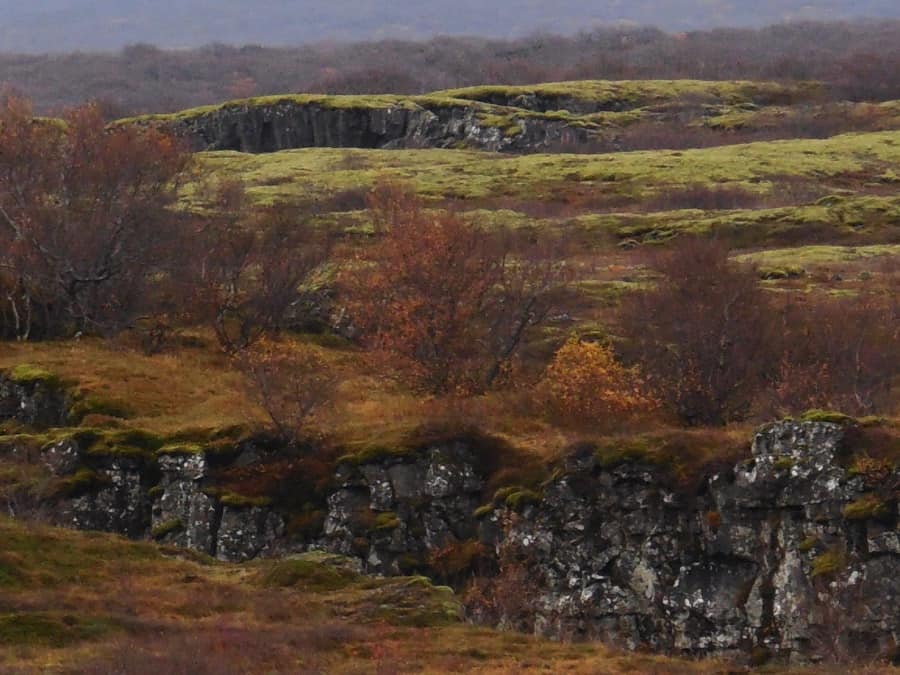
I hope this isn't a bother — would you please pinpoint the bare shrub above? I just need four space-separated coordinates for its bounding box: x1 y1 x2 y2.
0 96 190 339
642 184 764 212
235 337 336 442
618 238 775 426
773 288 899 416
192 180 334 353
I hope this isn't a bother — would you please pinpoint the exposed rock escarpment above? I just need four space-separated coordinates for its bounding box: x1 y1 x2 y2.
0 369 69 428
320 442 485 575
37 438 285 561
130 95 591 153
122 81 823 154
1 374 897 664
485 421 898 661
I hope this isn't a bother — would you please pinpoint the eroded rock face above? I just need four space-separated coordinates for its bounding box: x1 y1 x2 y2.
148 448 284 561
320 442 484 575
2 401 897 663
492 421 899 663
153 452 220 554
0 375 69 428
63 456 151 538
17 436 285 562
165 99 587 153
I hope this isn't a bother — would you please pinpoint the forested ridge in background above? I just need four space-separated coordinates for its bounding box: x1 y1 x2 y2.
1 21 899 115
1 1 898 53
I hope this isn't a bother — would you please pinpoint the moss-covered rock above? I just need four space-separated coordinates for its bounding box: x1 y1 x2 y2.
46 468 110 499
811 549 847 579
257 552 361 591
504 488 542 511
151 518 184 539
8 365 65 389
843 494 891 521
800 409 855 425
372 511 401 532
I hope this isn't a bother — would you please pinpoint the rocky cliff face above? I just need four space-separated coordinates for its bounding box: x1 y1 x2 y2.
39 438 285 561
486 421 898 662
320 442 485 575
318 421 898 663
0 372 69 428
145 97 589 153
1 374 897 664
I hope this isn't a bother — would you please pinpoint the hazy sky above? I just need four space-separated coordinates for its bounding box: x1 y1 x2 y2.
1 1 899 53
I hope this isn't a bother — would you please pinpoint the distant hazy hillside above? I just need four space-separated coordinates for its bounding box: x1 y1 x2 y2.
1 0 899 53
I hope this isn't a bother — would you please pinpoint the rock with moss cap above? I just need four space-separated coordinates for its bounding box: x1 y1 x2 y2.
322 441 484 575
0 367 71 429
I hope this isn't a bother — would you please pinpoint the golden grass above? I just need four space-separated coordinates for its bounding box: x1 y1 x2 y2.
0 332 579 463
0 336 262 435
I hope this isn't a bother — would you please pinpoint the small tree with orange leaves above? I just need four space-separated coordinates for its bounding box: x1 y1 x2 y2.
344 182 567 394
543 337 657 430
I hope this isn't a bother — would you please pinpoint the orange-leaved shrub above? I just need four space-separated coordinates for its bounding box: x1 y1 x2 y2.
343 182 568 394
543 337 657 430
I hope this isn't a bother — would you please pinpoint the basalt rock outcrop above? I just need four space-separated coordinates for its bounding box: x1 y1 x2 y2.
322 421 898 663
1 374 897 664
486 421 899 662
0 371 69 428
319 442 485 575
138 96 590 153
41 437 284 562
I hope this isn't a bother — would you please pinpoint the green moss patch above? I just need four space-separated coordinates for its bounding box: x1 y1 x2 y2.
503 489 542 511
372 512 401 532
156 442 206 457
843 494 891 521
151 518 184 539
67 396 134 425
204 487 272 508
773 457 795 472
473 504 494 519
7 364 67 390
337 444 419 466
257 553 361 591
811 549 847 579
358 576 461 627
800 409 855 425
46 468 110 499
77 428 166 459
798 535 820 553
0 612 119 648
193 130 900 210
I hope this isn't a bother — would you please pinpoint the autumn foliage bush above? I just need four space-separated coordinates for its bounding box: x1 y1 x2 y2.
343 183 568 394
0 95 190 339
543 338 657 430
